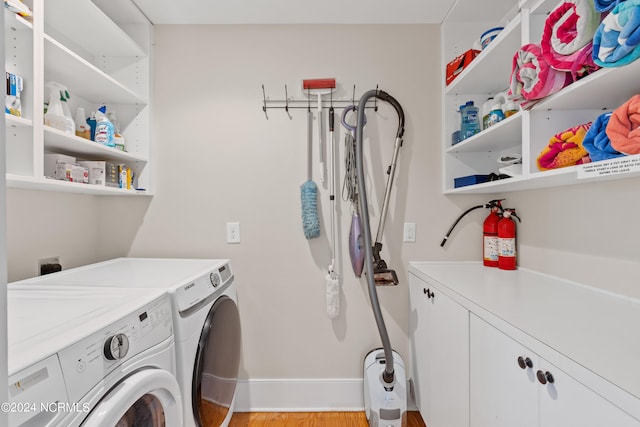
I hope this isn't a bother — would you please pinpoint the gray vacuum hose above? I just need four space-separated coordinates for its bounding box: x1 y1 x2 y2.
355 89 405 385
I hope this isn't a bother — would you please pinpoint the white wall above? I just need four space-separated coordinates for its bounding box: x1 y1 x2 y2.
121 24 482 386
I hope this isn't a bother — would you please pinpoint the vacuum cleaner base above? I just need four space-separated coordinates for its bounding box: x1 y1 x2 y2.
363 349 407 427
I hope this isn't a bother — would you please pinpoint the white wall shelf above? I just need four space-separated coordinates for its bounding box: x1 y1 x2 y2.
4 0 152 196
441 1 640 194
6 174 150 196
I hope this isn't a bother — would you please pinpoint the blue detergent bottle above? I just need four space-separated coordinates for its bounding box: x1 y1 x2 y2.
460 101 480 140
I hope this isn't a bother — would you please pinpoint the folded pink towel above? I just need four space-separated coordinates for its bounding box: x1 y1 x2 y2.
509 44 573 106
541 0 601 79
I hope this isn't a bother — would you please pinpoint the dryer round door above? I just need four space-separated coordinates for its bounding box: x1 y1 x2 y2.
192 295 241 426
82 369 182 427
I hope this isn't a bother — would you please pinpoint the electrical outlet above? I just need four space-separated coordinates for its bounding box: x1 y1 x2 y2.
226 222 240 244
403 223 416 243
38 256 62 275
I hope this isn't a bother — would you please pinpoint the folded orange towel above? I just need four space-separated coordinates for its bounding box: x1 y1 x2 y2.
537 123 592 170
607 94 640 155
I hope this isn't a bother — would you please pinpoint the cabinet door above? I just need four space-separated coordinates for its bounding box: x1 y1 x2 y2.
470 315 538 427
409 274 430 414
538 361 640 427
409 275 469 427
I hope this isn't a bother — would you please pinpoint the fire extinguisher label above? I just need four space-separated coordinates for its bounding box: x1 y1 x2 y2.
499 238 516 256
483 236 498 261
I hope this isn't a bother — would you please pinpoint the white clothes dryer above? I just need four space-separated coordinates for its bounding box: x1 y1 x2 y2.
14 258 241 427
7 285 182 427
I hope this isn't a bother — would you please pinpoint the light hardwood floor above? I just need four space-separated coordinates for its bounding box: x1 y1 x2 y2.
229 411 426 426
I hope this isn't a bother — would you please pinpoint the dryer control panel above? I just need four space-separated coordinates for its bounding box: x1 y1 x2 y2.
57 294 173 404
174 262 234 314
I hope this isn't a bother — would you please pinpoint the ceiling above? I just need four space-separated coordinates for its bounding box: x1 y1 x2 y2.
131 0 457 25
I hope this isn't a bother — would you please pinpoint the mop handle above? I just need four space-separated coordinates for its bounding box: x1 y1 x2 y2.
307 110 313 181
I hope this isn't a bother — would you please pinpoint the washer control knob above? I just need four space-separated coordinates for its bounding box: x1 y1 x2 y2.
104 333 129 360
210 272 221 288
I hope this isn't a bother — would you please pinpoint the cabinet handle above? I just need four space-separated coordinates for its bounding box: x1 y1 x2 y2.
517 356 533 369
423 288 435 299
536 370 555 385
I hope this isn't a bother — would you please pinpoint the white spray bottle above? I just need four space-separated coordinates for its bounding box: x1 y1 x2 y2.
60 87 75 135
44 82 67 131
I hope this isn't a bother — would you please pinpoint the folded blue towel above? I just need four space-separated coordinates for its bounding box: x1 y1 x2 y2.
582 112 625 161
593 0 640 67
594 0 623 12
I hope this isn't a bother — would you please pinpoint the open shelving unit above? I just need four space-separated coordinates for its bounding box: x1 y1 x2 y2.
441 0 640 194
4 0 152 196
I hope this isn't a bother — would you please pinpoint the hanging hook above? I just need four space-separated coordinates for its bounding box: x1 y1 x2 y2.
352 84 356 105
284 84 292 120
374 84 379 112
262 84 269 120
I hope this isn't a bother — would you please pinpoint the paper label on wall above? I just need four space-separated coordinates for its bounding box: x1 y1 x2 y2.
577 155 640 179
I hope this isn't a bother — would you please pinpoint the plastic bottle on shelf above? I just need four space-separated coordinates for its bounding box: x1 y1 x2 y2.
486 102 505 128
44 83 67 131
107 111 126 151
60 89 75 135
503 100 518 118
75 108 91 139
460 101 480 140
87 112 97 141
94 106 115 147
481 97 494 130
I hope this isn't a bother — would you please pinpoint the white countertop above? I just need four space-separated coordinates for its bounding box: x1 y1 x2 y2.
409 261 640 402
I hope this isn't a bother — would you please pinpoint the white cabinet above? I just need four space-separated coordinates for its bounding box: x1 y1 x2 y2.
409 262 640 427
409 273 469 427
4 0 152 195
470 315 640 427
442 0 640 194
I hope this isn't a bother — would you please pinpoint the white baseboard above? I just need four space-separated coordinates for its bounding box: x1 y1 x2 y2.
234 378 417 412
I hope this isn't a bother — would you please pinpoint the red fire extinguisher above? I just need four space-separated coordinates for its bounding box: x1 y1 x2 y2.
483 203 502 267
498 209 521 270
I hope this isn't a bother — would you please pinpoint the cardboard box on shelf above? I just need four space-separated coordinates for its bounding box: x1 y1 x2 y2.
446 49 480 86
77 160 120 187
5 72 23 117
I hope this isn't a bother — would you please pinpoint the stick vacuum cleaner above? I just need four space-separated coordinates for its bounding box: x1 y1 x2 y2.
355 89 407 427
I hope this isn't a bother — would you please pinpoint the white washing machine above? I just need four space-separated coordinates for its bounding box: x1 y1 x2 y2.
13 258 241 427
7 285 182 427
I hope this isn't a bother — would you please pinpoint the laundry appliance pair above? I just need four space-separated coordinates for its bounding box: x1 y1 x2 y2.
8 257 240 427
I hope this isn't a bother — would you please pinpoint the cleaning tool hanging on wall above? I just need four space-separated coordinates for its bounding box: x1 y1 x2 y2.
325 106 340 318
303 78 336 184
341 105 366 277
354 89 407 427
301 104 320 239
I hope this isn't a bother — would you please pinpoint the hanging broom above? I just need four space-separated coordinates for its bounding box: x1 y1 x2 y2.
301 78 335 239
301 106 320 239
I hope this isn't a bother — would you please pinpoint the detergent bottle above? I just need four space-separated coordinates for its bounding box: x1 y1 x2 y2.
460 101 480 140
94 106 115 147
44 82 67 131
